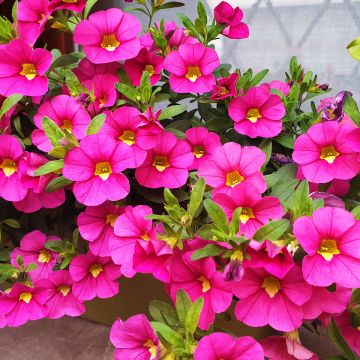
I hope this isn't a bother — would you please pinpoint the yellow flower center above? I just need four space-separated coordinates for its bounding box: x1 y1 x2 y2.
58 285 71 296
101 34 120 52
152 156 170 172
38 250 52 263
193 145 205 158
98 96 107 107
62 0 78 3
144 64 155 77
0 159 17 177
225 170 244 187
19 292 32 303
239 207 255 224
144 340 157 360
285 330 300 342
89 263 103 278
220 86 229 95
320 145 339 164
20 63 37 80
61 119 72 133
246 108 262 123
141 233 150 241
317 239 340 261
262 276 281 298
106 213 119 227
185 66 201 82
119 130 136 146
94 161 112 180
198 275 211 293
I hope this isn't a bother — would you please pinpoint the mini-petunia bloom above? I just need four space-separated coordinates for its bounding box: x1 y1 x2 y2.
210 73 239 100
100 107 147 167
292 122 360 183
32 94 91 152
163 43 220 93
198 142 266 196
124 48 164 86
110 314 160 360
318 91 353 124
214 1 249 39
185 127 222 170
69 252 121 301
77 202 125 257
293 207 360 288
73 8 141 64
233 266 313 332
194 333 264 360
62 134 134 206
36 270 85 319
0 39 52 96
213 183 283 238
335 311 360 356
168 251 233 330
0 134 28 202
0 283 48 327
229 86 285 138
49 0 86 12
261 80 291 96
135 132 193 189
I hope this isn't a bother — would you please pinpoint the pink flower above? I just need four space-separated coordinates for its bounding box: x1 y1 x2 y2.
233 266 313 331
32 95 91 152
168 251 233 330
124 48 164 86
36 270 85 319
77 202 125 257
0 283 47 327
335 311 360 356
293 207 360 288
0 39 52 96
0 134 27 202
74 8 141 64
69 252 121 301
110 314 160 360
194 333 264 360
185 127 221 170
198 142 266 196
73 58 121 82
62 134 133 206
229 86 285 138
135 132 193 189
163 43 220 93
292 122 360 183
213 183 283 238
136 107 164 149
214 1 249 39
261 80 291 96
100 107 147 167
49 0 86 12
210 73 239 100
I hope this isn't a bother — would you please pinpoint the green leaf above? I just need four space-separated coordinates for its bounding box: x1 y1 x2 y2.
158 105 187 120
84 0 98 18
50 54 79 70
177 13 198 38
351 205 360 220
12 0 18 23
347 37 360 61
149 300 178 326
159 2 185 10
259 139 272 171
176 289 192 324
229 207 242 237
25 263 38 272
44 240 65 252
2 219 21 229
48 146 67 159
197 1 207 24
46 176 72 193
265 174 279 189
86 114 106 135
328 319 356 360
291 180 313 219
344 95 360 127
115 83 139 103
253 219 290 242
270 164 299 205
34 160 64 176
273 134 294 149
191 244 224 260
185 297 204 337
42 116 65 147
203 199 228 233
187 178 205 217
164 188 180 208
249 69 269 87
0 94 22 119
65 70 82 96
150 322 185 349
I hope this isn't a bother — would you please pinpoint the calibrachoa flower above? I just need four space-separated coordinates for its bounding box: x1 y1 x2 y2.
74 8 141 64
229 86 286 138
233 266 313 331
62 134 134 206
110 314 160 360
73 58 122 82
194 333 264 360
198 142 266 196
293 207 360 288
261 80 291 96
0 39 52 96
135 132 193 189
136 107 164 149
335 311 360 356
69 252 121 301
210 73 239 100
318 91 352 123
292 122 360 183
163 43 220 93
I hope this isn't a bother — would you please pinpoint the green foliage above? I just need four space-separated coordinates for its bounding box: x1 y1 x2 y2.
34 160 64 176
252 219 290 242
86 114 106 135
347 37 360 62
328 319 356 360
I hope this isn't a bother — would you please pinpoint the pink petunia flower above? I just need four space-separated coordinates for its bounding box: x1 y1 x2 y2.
335 311 360 356
0 39 52 97
213 183 283 238
185 127 222 170
194 332 264 360
233 266 313 331
36 270 85 319
77 202 125 257
168 251 233 330
74 8 141 64
163 43 220 93
293 207 360 288
62 134 133 206
214 1 249 39
110 314 160 360
198 142 266 196
292 122 360 183
261 80 291 96
69 252 121 301
0 283 47 327
210 73 239 100
49 0 86 12
229 86 285 138
135 132 193 189
124 48 164 86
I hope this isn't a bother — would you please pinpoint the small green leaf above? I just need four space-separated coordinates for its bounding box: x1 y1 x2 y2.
34 160 64 176
2 219 21 229
229 207 242 237
328 319 356 360
291 180 313 219
203 199 228 233
48 146 67 159
191 244 224 260
149 300 178 327
164 188 180 208
46 176 72 193
187 178 205 217
12 0 18 23
86 114 106 135
42 116 65 147
150 322 185 349
0 94 22 119
347 37 360 61
25 263 38 272
197 1 207 24
273 134 294 149
50 54 79 70
65 70 82 96
158 105 187 120
115 83 139 103
259 139 272 171
344 95 360 127
176 289 192 324
158 1 185 10
84 0 98 18
185 297 204 337
351 205 360 220
249 69 269 87
253 219 290 242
